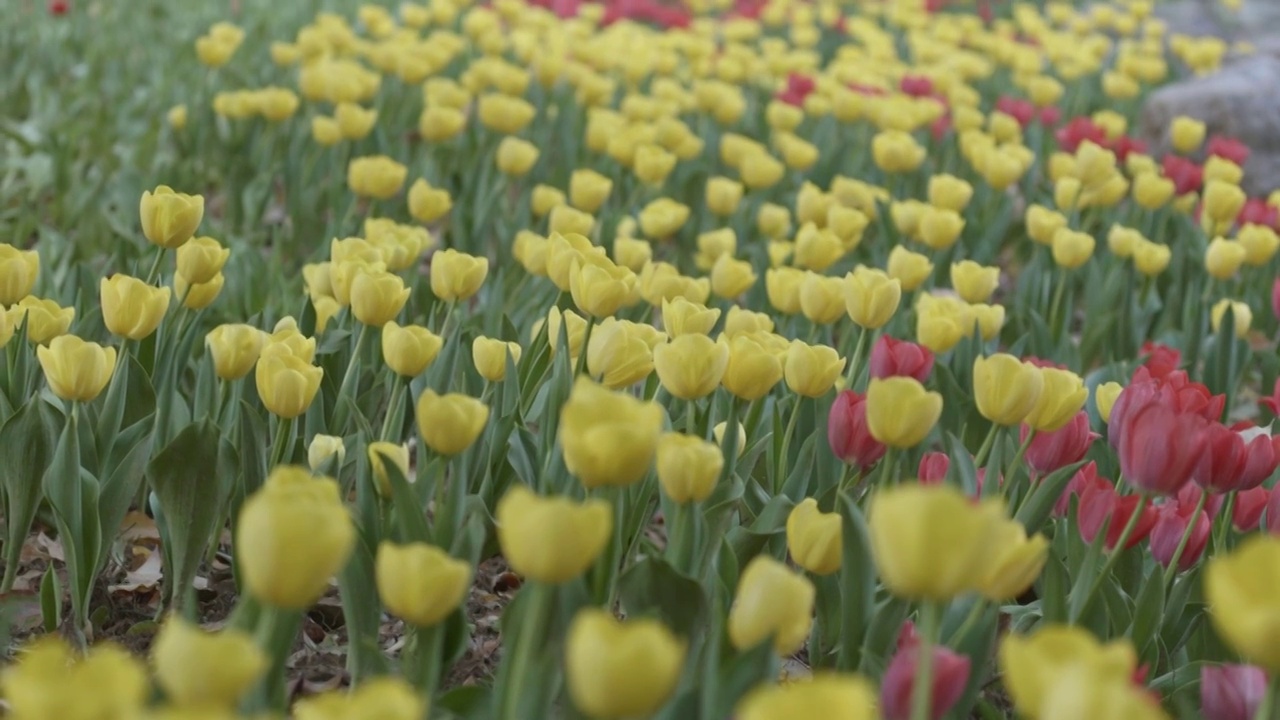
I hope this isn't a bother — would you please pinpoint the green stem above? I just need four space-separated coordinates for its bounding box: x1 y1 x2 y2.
1048 267 1069 340
666 501 696 574
380 375 406 441
946 599 986 646
268 416 295 470
1005 428 1036 497
775 397 805 494
143 245 167 286
1073 494 1150 622
330 323 373 433
686 398 698 437
1214 491 1238 555
909 601 941 720
717 399 743 486
573 317 595 378
247 605 304 713
845 326 870 387
408 623 446 699
1255 674 1280 720
972 423 1001 469
498 583 553 720
1162 489 1209 588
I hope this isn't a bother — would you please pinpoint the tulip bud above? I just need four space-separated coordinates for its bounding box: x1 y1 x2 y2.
1171 116 1206 154
737 674 878 719
415 389 488 456
37 335 116 402
653 334 730 400
794 224 844 272
728 555 815 654
472 336 522 382
918 206 966 251
1118 402 1207 495
1133 173 1175 210
367 441 410 498
255 347 323 419
381 321 443 378
1051 228 1096 269
1133 239 1173 276
418 105 466 142
496 484 611 583
560 377 663 488
1023 368 1089 433
613 237 652 272
236 466 355 609
568 169 612 213
1026 205 1068 245
886 246 933 292
799 272 847 325
844 266 901 331
865 376 943 449
350 270 411 327
638 198 691 239
1204 180 1246 226
174 236 230 286
655 433 722 504
140 185 204 249
478 93 536 134
375 541 470 627
347 155 408 200
786 498 842 575
1095 381 1123 423
1206 238 1247 280
307 434 345 473
872 129 925 173
973 354 1044 426
549 205 596 237
721 334 784 401
1201 664 1266 720
430 249 489 301
1150 502 1211 572
757 202 792 239
710 254 757 299
266 319 316 362
293 677 425 720
564 609 685 719
661 297 719 337
784 340 844 398
585 319 654 390
407 179 452 223
205 323 266 381
1211 299 1253 338
312 116 343 146
151 616 265 710
99 274 171 341
881 625 972 720
0 245 39 306
495 136 539 176
706 176 744 216
980 519 1050 600
173 272 225 310
950 260 999 303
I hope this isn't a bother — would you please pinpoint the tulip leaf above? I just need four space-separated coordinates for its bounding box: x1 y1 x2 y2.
148 420 228 613
1160 570 1198 640
713 638 775 718
1129 571 1165 663
1014 460 1084 534
1040 542 1069 624
336 527 389 682
836 491 874 672
435 686 492 719
946 431 979 496
39 565 60 633
0 399 61 590
383 451 432 544
858 596 912 676
618 556 707 639
94 417 154 583
1066 514 1109 623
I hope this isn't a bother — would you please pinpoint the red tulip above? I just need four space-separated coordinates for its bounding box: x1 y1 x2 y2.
1107 135 1147 162
1202 665 1266 720
918 452 950 484
1233 486 1270 532
1078 484 1157 550
869 336 935 383
1238 203 1279 230
828 390 887 470
1140 342 1182 379
49 0 69 14
1266 485 1280 535
1207 135 1251 166
1175 484 1224 519
1193 422 1249 493
1162 155 1204 196
1055 116 1106 151
900 75 934 97
777 73 815 106
1022 411 1097 475
880 622 971 720
1038 106 1062 127
1055 461 1110 517
1239 434 1279 489
1119 402 1207 495
1149 502 1210 572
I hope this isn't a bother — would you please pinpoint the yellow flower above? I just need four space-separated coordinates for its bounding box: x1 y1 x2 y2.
786 498 842 575
1132 173 1174 210
974 354 1045 426
0 244 39 306
174 272 225 310
151 616 266 710
140 185 204 249
308 434 345 473
167 104 188 130
1106 225 1143 259
950 260 999 303
1051 228 1096 269
350 270 411 327
541 305 589 361
728 555 815 654
294 677 425 720
1 638 148 719
737 674 879 720
37 335 116 402
367 441 410 497
1204 180 1246 226
477 93 536 134
266 319 316 363
565 609 686 719
196 36 238 67
711 255 758 299
236 467 355 609
175 236 230 285
381 321 442 377
1239 224 1280 266
886 246 933 291
549 205 596 236
586 319 654 389
418 105 466 142
1094 381 1123 423
799 273 846 325
496 136 540 176
613 237 652 272
1023 368 1089 432
827 206 869 249
706 176 744 216
980 519 1049 600
376 542 471 628
757 202 792 239
929 174 975 211
765 267 804 315
1211 299 1253 338
695 228 737 271
430 249 489 301
415 389 489 455
206 323 266 381
870 483 1004 600
722 334 784 401
999 625 1141 720
969 302 1006 341
312 116 343 146
653 334 730 400
740 151 786 190
1026 205 1069 246
473 336 522 382
335 102 378 140
100 274 170 340
1205 535 1280 671
872 129 926 173
638 198 691 239
842 265 901 330
255 348 323 419
918 206 966 251
655 432 723 504
793 224 844 272
347 155 407 200
1205 237 1246 279
532 184 566 218
865 377 942 449
496 485 612 583
569 169 613 213
635 144 677 185
407 179 452 223
1170 115 1205 153
784 341 844 398
723 307 774 338
914 293 970 354
1205 156 1244 185
570 258 636 318
1133 240 1173 277
560 377 663 488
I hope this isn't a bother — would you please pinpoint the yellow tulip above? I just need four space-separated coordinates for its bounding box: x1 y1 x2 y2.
312 116 343 146
740 151 786 190
799 273 846 325
1051 228 1096 269
549 205 596 237
728 555 815 654
786 498 842 575
638 198 691 239
1239 224 1280 266
367 441 410 497
350 270 410 327
0 244 39 306
765 267 804 315
496 136 540 176
496 485 612 583
843 266 901 329
559 377 663 488
980 519 1049 600
140 185 204 249
472 336 522 382
1170 115 1205 153
100 274 171 340
865 377 942 449
477 93 536 134
950 260 1000 304
1026 205 1069 246
375 541 471 627
1211 299 1253 338
205 323 266 381
167 104 188 130
347 155 408 200
307 434 345 473
570 258 636 318
415 389 489 456
151 616 265 710
407 179 452 223
928 174 974 212
974 354 1045 426
872 129 925 173
265 318 316 363
1133 240 1172 277
569 169 613 213
1132 173 1174 210
999 625 1140 720
1023 368 1089 432
723 307 774 338
334 102 377 140
1 638 148 719
585 319 653 389
711 255 758 299
655 432 723 504
293 677 425 720
173 272 225 310
736 674 879 720
1203 180 1246 226
706 176 744 216
634 144 677 185
565 609 686 719
430 249 489 301
918 206 966 251
722 334 784 401
613 237 652 272
235 467 355 609
870 483 1004 600
255 347 323 419
653 334 730 400
542 306 589 360
793 224 844 272
757 202 792 239
37 335 116 402
784 341 844 398
1094 381 1123 423
382 321 443 378
418 105 467 142
886 246 933 291
1206 535 1280 672
969 302 1006 341
1205 237 1246 280
175 236 230 285
1205 156 1244 185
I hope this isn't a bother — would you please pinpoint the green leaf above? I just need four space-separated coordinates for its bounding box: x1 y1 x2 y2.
1129 571 1165 662
1014 461 1084 534
1040 541 1069 624
39 565 60 634
148 420 228 613
946 431 979 496
95 418 154 582
436 686 492 719
713 639 774 719
336 528 389 682
385 452 432 544
836 491 874 672
618 556 708 638
0 399 61 588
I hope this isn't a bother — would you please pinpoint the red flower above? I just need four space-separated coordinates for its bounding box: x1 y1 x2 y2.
1055 461 1110 516
1119 401 1206 495
1162 155 1204 196
880 622 972 720
1107 135 1147 162
828 390 888 470
869 336 935 383
1259 378 1280 417
900 75 934 97
1149 501 1211 572
1208 136 1251 166
1233 486 1270 532
1239 434 1279 489
1023 356 1068 370
1267 485 1280 535
1022 412 1097 476
49 0 68 14
1202 664 1267 720
1078 484 1158 550
1193 422 1250 493
1238 203 1279 230
848 82 887 97
1140 342 1181 378
1175 483 1224 518
777 73 816 106
1272 278 1280 323
1038 106 1062 127
931 114 952 142
997 97 1037 127
918 452 950 484
1055 116 1107 152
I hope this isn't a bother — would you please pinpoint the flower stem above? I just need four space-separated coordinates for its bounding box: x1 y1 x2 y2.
1162 489 1209 588
498 583 552 720
972 423 1001 469
330 323 372 433
268 416 295 470
1255 673 1280 720
775 396 805 494
379 375 406 441
909 601 940 720
1073 493 1149 622
845 326 870 387
1005 428 1036 495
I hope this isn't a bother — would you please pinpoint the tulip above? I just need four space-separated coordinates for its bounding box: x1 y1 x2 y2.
1206 536 1280 671
880 625 972 720
915 294 971 354
140 185 204 249
918 452 951 484
786 498 842 575
736 674 879 719
568 169 613 213
547 233 603 292
1078 484 1157 550
1026 205 1068 245
662 297 720 337
236 467 355 609
918 206 965 251
638 198 690 239
332 102 376 140
477 93 536 134
565 609 686 719
872 129 926 173
307 435 345 473
585 319 654 390
757 202 792 239
721 334 784 401
613 237 652 275
765 267 804 315
928 174 974 212
869 335 934 383
1051 228 1096 269
710 254 758 299
255 348 323 419
722 307 774 338
496 485 611 583
950 260 999 303
175 236 230 285
973 354 1044 426
1201 665 1266 720
97 274 170 341
415 389 488 456
728 555 815 654
634 143 677 185
1095 381 1123 423
407 179 452 223
1023 412 1096 475
741 151 786 189
1133 174 1175 210
347 155 407 199
381 321 443 378
784 341 844 398
495 136 540 176
312 116 342 145
827 205 869 248
1149 502 1211 572
799 272 847 325
173 272 225 310
1235 486 1271 531
9 296 74 344
0 244 39 306
1022 368 1089 433
1171 116 1206 153
549 205 596 236
1 638 149 719
1000 625 1144 720
203 324 265 381
886 246 933 292
1119 401 1206 495
828 390 888 470
375 541 470 627
293 677 425 720
531 184 565 218
349 270 410 327
367 441 410 497
714 421 748 459
1194 422 1254 493
1210 299 1253 338
1203 180 1246 227
472 336 522 382
37 335 116 403
864 377 942 449
656 433 723 504
696 230 737 271
869 484 1004 600
430 249 489 301
980 518 1050 600
151 616 265 709
541 306 589 361
560 378 663 488
706 176 744 216
418 105 466 142
265 319 316 363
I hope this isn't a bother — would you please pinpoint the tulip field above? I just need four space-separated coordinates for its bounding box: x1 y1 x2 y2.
6 0 1280 717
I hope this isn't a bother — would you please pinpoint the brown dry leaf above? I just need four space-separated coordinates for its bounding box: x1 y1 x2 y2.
109 548 163 594
119 511 159 544
0 591 46 635
28 533 64 563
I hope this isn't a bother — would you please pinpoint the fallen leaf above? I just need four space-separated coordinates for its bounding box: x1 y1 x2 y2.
109 549 163 594
119 511 159 543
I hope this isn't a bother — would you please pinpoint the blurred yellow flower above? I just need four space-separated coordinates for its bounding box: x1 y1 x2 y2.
728 555 815 655
866 377 942 449
496 137 540 175
347 155 408 200
151 616 265 710
787 498 842 575
496 485 611 583
560 377 663 488
140 185 204 249
565 609 686 719
415 389 489 455
430 249 489 301
722 334 784 401
656 432 723 504
376 541 471 627
974 354 1045 426
784 340 844 398
737 674 879 720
